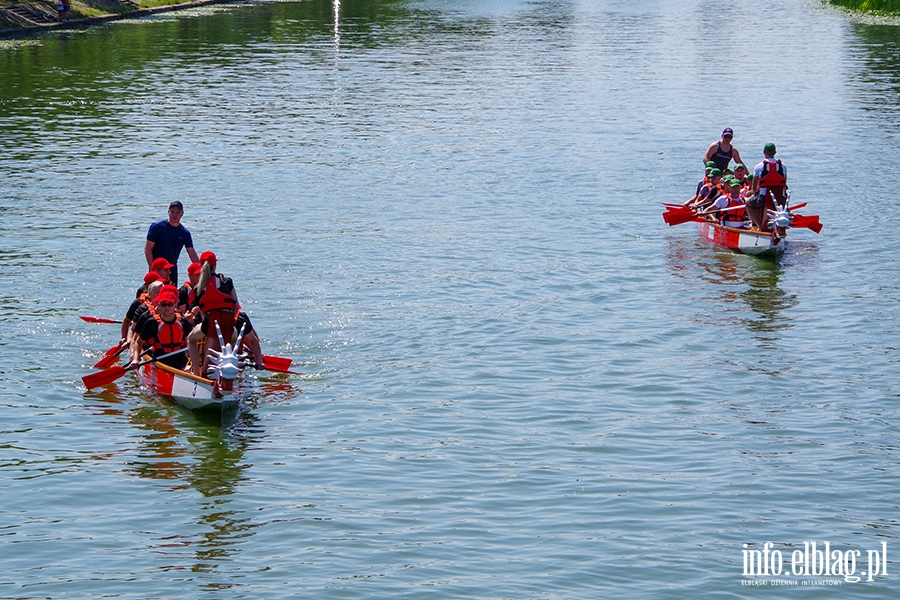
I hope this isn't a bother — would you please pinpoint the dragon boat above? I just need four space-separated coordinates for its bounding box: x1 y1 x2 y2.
663 197 822 258
83 322 255 411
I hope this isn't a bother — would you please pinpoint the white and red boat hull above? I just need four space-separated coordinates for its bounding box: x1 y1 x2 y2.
137 361 240 411
696 221 785 257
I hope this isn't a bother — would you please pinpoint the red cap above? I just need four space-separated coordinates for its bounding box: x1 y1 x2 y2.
160 284 179 296
151 257 175 270
199 251 217 266
187 262 202 275
143 272 162 284
156 292 178 305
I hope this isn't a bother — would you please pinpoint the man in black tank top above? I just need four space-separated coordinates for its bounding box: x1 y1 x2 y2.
703 128 744 172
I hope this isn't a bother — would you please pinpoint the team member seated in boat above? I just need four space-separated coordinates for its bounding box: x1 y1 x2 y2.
689 168 724 209
733 163 750 186
135 271 162 300
131 284 180 345
186 252 265 375
123 280 164 357
708 178 749 229
686 162 718 205
178 262 203 321
130 291 190 371
150 257 175 286
188 251 239 375
703 127 745 172
748 142 788 233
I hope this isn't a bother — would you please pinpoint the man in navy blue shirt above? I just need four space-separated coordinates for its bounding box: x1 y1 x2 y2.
145 201 200 284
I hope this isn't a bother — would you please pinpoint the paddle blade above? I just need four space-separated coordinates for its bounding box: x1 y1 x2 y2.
792 214 823 234
93 351 122 369
663 208 700 226
262 355 295 373
104 341 125 356
82 365 129 390
80 316 121 324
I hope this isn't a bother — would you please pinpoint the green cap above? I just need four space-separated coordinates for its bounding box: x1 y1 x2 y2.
728 179 741 187
734 163 746 170
764 142 777 154
705 161 717 168
708 168 722 178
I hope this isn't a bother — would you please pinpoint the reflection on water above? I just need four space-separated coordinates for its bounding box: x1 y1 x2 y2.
83 385 266 576
738 258 798 336
666 236 798 345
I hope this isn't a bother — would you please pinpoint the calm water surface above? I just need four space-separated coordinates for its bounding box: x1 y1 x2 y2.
2 0 900 597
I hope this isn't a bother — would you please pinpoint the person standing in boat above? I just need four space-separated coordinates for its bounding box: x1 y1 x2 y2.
703 128 745 172
145 201 200 285
130 290 190 371
747 142 788 233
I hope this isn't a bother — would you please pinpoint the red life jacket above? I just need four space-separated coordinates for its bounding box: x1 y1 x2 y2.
197 274 237 313
757 159 786 188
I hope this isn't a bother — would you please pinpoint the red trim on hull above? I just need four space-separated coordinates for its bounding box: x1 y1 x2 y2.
696 221 785 257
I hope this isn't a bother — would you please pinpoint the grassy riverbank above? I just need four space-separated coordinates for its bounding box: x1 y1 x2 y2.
828 0 900 14
0 0 203 29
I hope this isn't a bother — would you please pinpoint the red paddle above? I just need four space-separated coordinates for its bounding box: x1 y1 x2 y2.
83 348 187 390
103 340 127 356
93 341 128 369
663 208 703 226
791 214 823 233
261 355 300 374
80 316 121 324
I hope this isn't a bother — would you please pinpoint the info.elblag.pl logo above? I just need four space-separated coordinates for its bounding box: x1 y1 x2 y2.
742 542 889 583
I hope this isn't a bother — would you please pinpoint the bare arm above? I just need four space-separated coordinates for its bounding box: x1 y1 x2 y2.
703 142 718 164
186 247 200 264
120 317 131 342
129 330 144 365
731 147 744 169
144 240 155 269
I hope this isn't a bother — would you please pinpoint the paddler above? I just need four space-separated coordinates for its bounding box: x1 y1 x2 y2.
707 178 749 229
733 163 750 186
150 257 175 286
187 251 265 375
703 128 745 172
689 168 724 209
123 279 164 357
129 290 191 371
748 142 788 234
177 262 203 319
135 271 162 300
